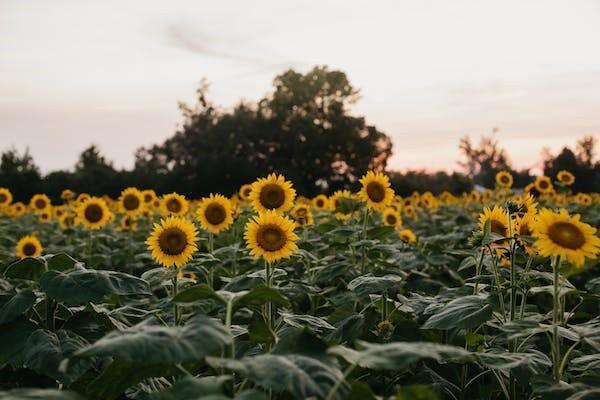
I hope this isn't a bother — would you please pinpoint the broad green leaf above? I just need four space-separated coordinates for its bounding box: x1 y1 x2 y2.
44 253 82 272
232 284 290 311
0 289 36 324
148 376 230 400
347 274 402 296
172 284 225 304
207 354 349 400
422 295 492 330
4 258 46 281
0 316 38 366
0 389 84 400
69 315 231 365
280 312 335 333
40 266 150 305
396 385 440 400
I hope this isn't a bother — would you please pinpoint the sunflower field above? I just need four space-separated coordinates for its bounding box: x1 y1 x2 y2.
0 170 599 400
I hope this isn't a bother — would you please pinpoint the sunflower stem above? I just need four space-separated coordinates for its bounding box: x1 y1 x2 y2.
172 274 180 326
360 208 370 274
552 256 562 382
264 261 273 353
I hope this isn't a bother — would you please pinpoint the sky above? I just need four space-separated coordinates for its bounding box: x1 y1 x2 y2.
1 0 599 174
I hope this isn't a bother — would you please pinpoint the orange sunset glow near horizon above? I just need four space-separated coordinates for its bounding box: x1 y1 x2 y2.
1 0 599 174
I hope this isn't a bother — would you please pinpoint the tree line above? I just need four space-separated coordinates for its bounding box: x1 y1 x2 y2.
1 66 598 202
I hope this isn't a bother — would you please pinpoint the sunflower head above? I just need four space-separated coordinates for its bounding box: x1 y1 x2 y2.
534 176 553 194
244 210 299 263
312 194 330 211
142 190 157 205
30 194 51 213
249 174 296 214
16 235 43 259
531 208 600 267
39 210 52 223
382 208 402 227
513 194 538 218
147 216 198 268
358 171 395 210
0 188 13 208
196 194 234 234
515 213 536 255
291 204 314 226
59 213 76 230
77 197 112 230
239 184 253 201
160 193 190 217
119 188 145 217
399 229 417 244
10 202 26 217
61 189 75 201
119 215 137 231
478 205 511 238
557 170 575 186
495 171 513 189
576 193 592 206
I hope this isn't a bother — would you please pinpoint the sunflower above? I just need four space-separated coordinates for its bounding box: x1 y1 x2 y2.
59 213 76 230
30 194 51 213
382 208 402 228
119 215 137 231
534 176 553 194
358 171 395 210
515 213 536 254
76 193 90 204
478 205 511 238
399 229 417 244
53 205 67 219
330 190 354 219
312 194 330 211
142 190 157 206
514 194 538 218
576 193 592 206
239 184 253 201
16 235 43 259
10 202 26 217
76 197 112 230
119 188 145 217
531 208 600 267
196 194 234 234
39 210 52 223
290 204 314 226
244 210 299 263
146 216 198 268
403 204 418 220
249 174 296 214
0 188 13 208
557 170 575 186
496 171 513 189
61 189 75 201
469 191 481 204
160 193 189 217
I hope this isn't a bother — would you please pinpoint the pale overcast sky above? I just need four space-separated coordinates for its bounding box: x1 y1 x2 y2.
1 0 599 173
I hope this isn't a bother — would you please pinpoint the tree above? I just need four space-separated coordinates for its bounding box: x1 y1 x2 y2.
543 135 600 193
0 148 42 201
134 66 392 196
71 145 124 197
458 134 513 188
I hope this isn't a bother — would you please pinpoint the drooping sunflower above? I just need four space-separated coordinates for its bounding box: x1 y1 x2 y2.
382 208 402 228
76 197 112 230
557 170 575 186
399 229 417 244
58 213 76 230
495 171 513 189
249 174 296 214
358 171 395 210
514 194 538 218
160 193 189 217
290 204 314 226
196 194 234 234
244 210 299 263
146 216 198 268
515 213 536 254
0 188 13 208
119 188 145 217
534 176 553 194
478 205 511 238
30 194 51 213
239 184 253 202
16 235 43 259
312 194 330 211
330 190 354 220
531 208 600 267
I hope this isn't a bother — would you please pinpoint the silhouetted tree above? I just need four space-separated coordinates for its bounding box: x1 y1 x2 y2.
389 170 473 196
543 135 600 193
0 148 42 201
458 134 514 188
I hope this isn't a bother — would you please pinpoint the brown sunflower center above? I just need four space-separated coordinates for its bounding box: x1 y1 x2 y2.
547 222 585 250
35 199 47 209
123 194 140 211
386 214 397 225
490 219 508 237
205 203 227 225
295 207 308 217
538 180 549 189
167 198 182 213
158 228 188 256
84 204 104 223
0 193 6 203
316 199 324 208
519 223 532 236
366 182 385 203
500 175 510 184
257 225 286 252
259 184 285 209
243 188 252 198
22 242 37 256
144 194 153 203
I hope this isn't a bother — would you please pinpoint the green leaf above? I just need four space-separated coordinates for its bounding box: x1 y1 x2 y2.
232 284 290 311
172 284 225 304
0 316 38 366
44 253 82 272
422 295 492 330
280 313 335 333
23 329 92 386
148 376 230 400
0 289 36 324
69 315 231 365
4 258 46 281
396 385 440 400
207 354 349 400
0 389 84 400
40 266 150 305
347 274 402 297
